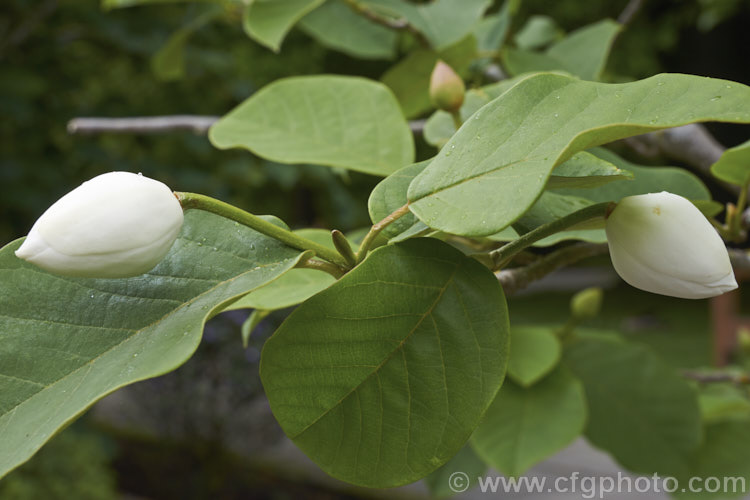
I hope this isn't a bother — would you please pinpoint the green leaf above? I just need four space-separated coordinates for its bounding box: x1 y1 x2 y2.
513 191 596 232
501 49 564 76
243 0 324 52
710 138 750 186
545 19 621 81
0 211 306 479
547 151 633 189
260 238 509 487
381 35 477 118
395 0 491 50
298 1 397 60
226 268 335 311
368 159 430 239
556 147 712 202
424 444 487 498
210 75 414 177
507 326 561 387
241 309 270 348
564 337 702 477
226 228 352 312
472 0 520 52
424 90 495 148
471 368 586 477
408 72 750 237
503 20 620 81
513 15 562 50
674 421 750 499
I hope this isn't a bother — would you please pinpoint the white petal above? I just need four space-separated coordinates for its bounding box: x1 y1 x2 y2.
605 192 737 299
15 172 184 278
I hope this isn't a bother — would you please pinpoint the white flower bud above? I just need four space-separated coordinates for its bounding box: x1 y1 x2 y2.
605 192 737 299
15 172 184 278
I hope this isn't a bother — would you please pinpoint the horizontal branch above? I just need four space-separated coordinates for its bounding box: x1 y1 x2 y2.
496 243 610 295
682 370 750 384
67 115 220 134
66 115 427 135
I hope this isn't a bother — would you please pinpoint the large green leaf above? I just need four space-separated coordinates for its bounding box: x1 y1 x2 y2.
564 337 702 478
381 35 477 118
243 0 324 52
298 1 397 59
209 76 414 176
261 238 509 487
710 138 750 186
471 368 586 477
408 72 750 237
0 211 306 478
506 326 561 387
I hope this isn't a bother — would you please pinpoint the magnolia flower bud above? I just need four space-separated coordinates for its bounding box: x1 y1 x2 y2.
605 192 737 299
15 172 184 278
429 60 465 112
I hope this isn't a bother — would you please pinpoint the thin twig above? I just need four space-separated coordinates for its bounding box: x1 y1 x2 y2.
618 0 644 26
682 370 750 385
67 115 427 136
495 243 610 295
355 203 411 264
67 116 220 135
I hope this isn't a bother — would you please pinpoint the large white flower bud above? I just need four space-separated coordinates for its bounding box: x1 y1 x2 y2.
15 172 184 278
605 192 737 299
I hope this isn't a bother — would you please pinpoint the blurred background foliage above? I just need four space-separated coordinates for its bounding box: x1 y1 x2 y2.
1 0 750 498
2 0 749 245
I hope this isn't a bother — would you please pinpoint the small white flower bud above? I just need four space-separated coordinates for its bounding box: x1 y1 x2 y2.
15 172 184 278
605 192 737 299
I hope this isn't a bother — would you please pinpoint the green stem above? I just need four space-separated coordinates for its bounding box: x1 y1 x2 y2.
176 192 349 268
356 203 411 264
489 202 614 270
450 110 463 130
296 257 346 279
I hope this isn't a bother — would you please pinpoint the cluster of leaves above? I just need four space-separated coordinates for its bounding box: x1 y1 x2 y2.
2 0 750 498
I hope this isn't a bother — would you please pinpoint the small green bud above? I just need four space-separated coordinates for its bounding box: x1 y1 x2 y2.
570 287 603 321
429 60 465 112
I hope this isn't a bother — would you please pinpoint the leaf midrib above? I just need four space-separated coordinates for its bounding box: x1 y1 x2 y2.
291 265 460 439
